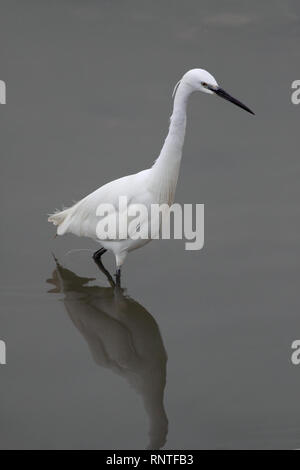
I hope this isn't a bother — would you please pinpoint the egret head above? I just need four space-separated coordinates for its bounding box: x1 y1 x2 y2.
182 69 218 94
179 68 255 115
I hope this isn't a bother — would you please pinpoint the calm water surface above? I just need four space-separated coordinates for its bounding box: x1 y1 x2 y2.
1 0 300 449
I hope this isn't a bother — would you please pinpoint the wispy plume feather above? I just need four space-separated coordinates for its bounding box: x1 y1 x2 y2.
172 79 181 98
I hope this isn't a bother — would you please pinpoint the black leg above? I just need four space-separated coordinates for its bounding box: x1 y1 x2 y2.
115 268 121 288
92 248 115 288
93 247 107 261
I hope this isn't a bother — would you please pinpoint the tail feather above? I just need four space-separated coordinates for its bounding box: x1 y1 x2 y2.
48 206 75 235
48 208 70 226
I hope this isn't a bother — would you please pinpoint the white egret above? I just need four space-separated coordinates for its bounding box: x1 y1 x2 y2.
48 68 254 285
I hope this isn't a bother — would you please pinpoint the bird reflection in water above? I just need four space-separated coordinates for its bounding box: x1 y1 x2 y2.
47 257 168 449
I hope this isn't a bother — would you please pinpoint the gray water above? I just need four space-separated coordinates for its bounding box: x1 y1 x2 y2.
1 0 300 449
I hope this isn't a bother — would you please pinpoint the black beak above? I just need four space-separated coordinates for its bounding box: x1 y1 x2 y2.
210 86 255 115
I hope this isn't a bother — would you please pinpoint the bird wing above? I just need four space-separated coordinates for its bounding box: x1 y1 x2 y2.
58 169 153 240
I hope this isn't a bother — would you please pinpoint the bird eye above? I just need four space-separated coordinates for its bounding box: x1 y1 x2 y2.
202 82 208 87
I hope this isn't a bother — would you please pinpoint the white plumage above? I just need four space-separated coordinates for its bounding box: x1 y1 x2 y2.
48 68 254 284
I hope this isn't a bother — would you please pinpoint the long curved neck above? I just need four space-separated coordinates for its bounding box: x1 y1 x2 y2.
151 81 192 204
